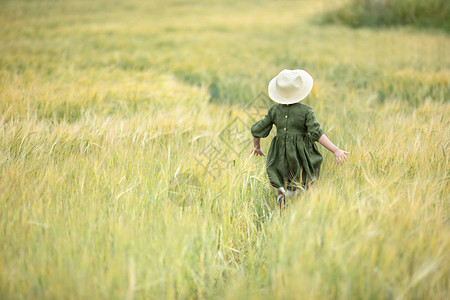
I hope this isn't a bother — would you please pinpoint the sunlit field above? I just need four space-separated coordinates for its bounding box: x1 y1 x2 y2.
0 0 449 299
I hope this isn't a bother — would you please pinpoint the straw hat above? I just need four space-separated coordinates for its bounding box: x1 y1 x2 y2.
268 69 313 104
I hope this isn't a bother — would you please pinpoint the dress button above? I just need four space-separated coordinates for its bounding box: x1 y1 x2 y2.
285 115 288 118
284 128 286 131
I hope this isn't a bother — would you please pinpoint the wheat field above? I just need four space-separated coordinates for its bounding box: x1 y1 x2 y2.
0 0 449 299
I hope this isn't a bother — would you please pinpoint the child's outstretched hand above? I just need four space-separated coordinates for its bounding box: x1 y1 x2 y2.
251 138 266 156
333 149 350 164
251 147 266 156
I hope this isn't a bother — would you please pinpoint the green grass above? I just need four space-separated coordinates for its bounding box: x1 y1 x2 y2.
1 0 449 299
322 0 450 32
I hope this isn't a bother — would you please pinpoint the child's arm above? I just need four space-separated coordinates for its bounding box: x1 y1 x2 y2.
250 106 275 157
318 134 349 164
251 137 266 156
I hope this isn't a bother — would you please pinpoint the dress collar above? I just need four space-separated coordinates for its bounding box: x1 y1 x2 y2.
283 103 299 107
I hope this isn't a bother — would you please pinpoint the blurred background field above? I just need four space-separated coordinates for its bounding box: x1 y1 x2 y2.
0 0 449 299
322 0 449 31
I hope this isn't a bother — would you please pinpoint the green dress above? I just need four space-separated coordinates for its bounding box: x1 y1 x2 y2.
251 103 324 190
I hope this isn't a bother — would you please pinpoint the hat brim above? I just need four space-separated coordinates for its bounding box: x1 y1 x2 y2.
268 71 313 104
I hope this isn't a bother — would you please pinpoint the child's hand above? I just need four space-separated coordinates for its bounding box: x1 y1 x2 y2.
251 147 266 156
333 149 350 164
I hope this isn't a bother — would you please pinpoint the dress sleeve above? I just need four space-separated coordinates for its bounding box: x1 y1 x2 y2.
251 107 274 138
305 108 324 142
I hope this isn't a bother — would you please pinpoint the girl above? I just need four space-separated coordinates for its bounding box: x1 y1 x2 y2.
250 69 349 206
